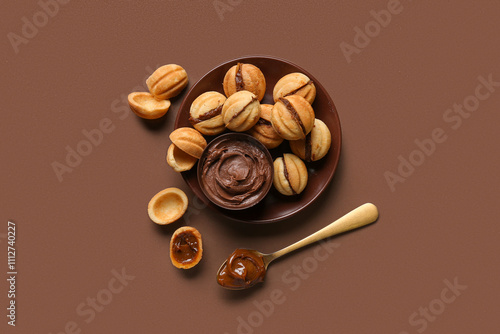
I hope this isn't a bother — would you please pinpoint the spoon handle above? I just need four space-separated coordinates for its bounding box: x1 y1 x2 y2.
268 203 379 262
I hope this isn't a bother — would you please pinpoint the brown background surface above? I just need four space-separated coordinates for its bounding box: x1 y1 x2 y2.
1 1 499 333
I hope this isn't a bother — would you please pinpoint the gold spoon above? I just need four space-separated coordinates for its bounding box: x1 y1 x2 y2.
216 203 379 290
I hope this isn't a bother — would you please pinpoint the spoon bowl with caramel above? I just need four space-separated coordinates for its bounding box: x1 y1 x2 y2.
216 203 379 290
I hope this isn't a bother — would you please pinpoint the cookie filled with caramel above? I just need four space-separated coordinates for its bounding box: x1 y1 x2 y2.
170 226 203 269
223 63 266 101
290 118 331 162
273 72 316 105
273 153 308 196
221 90 261 132
189 91 226 136
271 95 315 140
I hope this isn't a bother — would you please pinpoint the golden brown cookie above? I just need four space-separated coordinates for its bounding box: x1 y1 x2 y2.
148 188 188 225
223 63 266 101
273 154 308 196
127 92 171 119
247 104 283 149
146 64 188 100
170 226 203 269
290 119 331 162
271 95 315 140
166 143 198 172
169 127 207 159
273 72 316 105
189 91 226 136
221 90 261 132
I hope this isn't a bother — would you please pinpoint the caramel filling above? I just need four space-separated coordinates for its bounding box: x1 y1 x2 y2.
305 133 312 162
279 97 306 136
282 157 297 195
285 80 313 97
171 232 199 264
256 118 272 126
228 97 257 123
189 104 223 125
217 249 266 289
235 63 245 91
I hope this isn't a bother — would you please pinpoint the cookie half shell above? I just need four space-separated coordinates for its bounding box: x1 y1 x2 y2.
148 188 188 225
166 143 198 172
146 64 188 100
169 127 207 159
128 92 171 119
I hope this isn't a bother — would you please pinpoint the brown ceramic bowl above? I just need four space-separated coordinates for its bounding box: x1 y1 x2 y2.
175 55 342 223
197 133 273 210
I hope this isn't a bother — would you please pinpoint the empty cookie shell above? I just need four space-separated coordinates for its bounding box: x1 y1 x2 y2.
166 143 198 172
222 90 261 132
223 63 266 101
169 127 207 159
189 91 226 136
290 119 331 162
247 104 283 149
127 92 171 119
148 188 188 225
273 154 308 196
170 226 203 269
273 72 316 105
271 95 315 141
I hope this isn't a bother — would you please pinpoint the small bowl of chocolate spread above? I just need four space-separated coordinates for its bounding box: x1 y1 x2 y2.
197 133 273 210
